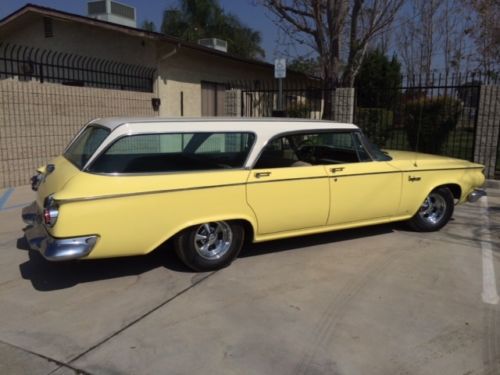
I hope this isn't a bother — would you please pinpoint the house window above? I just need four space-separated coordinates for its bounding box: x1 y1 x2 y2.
43 17 53 38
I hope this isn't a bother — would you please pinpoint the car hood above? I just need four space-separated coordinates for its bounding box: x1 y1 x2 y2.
384 150 484 170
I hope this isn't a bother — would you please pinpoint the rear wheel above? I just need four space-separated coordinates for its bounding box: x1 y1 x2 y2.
174 221 244 271
407 187 454 232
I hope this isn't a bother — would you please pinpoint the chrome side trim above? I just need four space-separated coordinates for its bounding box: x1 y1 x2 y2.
23 223 98 261
467 188 487 202
57 182 247 203
56 166 484 204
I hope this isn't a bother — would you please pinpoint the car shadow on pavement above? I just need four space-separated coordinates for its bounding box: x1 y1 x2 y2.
17 237 192 291
17 224 395 291
240 224 395 258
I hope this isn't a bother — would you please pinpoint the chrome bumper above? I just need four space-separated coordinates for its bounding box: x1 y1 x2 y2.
467 188 487 203
22 201 97 261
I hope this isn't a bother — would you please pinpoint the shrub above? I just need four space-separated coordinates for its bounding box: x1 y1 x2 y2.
355 108 394 146
286 103 311 119
404 97 463 154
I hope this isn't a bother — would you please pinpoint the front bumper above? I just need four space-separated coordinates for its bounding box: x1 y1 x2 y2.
467 188 487 203
22 201 97 261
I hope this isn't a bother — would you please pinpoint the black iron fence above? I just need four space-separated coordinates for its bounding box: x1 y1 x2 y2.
0 43 156 92
230 80 317 119
354 73 493 161
228 73 500 176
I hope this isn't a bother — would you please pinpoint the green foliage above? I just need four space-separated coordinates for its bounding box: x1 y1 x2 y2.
141 20 156 32
287 103 311 119
355 108 394 147
161 0 265 59
404 97 463 154
288 57 320 76
354 49 402 109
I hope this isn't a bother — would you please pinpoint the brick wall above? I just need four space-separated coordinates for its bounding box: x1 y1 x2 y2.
0 80 157 188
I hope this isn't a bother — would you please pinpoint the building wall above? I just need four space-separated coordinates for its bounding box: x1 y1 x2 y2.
0 79 157 188
2 15 157 67
2 15 283 117
158 49 275 117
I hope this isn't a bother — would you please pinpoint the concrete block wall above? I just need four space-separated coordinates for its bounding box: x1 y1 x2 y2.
0 79 157 188
474 85 500 179
331 88 355 123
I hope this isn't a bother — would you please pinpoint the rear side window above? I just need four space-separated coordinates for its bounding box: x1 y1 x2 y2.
88 132 255 173
64 125 110 169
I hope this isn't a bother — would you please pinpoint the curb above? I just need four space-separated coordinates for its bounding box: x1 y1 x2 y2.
486 179 500 189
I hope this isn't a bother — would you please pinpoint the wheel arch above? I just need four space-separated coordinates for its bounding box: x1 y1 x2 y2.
434 183 462 201
147 215 257 254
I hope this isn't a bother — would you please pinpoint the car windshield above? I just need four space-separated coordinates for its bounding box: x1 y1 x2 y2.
64 125 110 169
361 133 392 161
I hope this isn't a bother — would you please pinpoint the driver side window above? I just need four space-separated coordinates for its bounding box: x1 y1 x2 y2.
254 131 371 169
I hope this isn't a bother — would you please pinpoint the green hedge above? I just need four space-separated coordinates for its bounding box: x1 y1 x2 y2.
404 97 463 154
355 108 394 146
287 103 311 119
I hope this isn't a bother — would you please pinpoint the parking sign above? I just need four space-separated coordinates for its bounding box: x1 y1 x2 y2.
274 58 286 79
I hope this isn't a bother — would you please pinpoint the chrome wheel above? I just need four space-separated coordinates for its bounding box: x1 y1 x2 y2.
193 221 233 260
418 192 447 225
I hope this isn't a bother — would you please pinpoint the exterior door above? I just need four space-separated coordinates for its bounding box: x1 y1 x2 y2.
246 135 330 235
201 81 225 116
323 132 402 225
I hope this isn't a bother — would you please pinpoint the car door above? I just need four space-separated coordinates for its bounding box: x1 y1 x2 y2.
320 131 402 225
246 134 330 235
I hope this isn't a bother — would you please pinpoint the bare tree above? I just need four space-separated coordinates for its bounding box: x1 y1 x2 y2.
260 0 404 88
439 0 469 79
396 0 497 80
462 0 500 75
396 0 443 81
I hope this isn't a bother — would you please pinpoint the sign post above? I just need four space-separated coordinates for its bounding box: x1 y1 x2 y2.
274 58 286 116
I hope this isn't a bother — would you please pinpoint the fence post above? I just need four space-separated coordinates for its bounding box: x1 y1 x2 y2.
331 88 355 123
224 89 242 117
473 85 500 179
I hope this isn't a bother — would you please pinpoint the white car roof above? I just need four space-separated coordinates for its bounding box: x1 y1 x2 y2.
90 117 359 134
83 117 360 169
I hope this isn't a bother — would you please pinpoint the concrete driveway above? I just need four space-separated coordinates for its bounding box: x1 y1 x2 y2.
0 183 499 375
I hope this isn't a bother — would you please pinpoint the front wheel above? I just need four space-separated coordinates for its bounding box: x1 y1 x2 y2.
174 221 244 271
407 187 454 232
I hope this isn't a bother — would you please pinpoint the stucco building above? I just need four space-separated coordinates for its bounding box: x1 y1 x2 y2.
0 3 307 117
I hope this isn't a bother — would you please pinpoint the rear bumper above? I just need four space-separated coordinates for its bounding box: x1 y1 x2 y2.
467 188 487 203
22 201 97 261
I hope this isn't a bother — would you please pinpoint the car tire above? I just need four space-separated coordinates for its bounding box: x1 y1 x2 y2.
407 187 454 232
174 221 244 271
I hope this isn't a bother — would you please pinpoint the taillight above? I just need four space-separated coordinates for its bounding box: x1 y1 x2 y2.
43 195 59 227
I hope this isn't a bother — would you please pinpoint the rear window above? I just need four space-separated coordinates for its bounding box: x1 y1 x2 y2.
64 125 110 169
88 132 255 173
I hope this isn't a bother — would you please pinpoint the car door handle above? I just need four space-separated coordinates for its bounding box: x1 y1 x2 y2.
255 172 272 178
330 167 345 173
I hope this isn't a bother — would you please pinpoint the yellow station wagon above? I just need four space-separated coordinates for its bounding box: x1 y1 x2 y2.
23 118 486 271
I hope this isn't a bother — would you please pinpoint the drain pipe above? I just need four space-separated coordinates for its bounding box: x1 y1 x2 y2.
155 43 181 112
